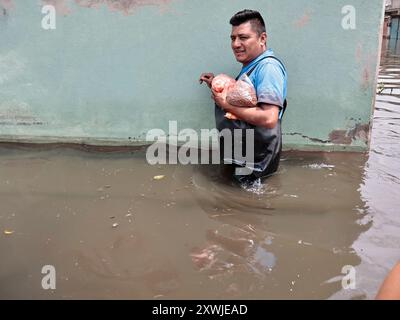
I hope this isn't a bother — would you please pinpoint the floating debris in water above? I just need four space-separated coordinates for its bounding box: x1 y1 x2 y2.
298 240 313 246
285 194 299 198
245 224 256 233
377 82 385 94
4 230 14 235
305 163 335 170
323 275 344 284
153 175 165 180
112 223 119 228
210 213 235 218
166 201 176 207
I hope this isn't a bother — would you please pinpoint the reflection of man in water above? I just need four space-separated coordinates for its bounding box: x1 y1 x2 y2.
199 9 287 185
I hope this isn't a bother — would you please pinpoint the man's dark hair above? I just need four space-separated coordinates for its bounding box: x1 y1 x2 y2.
229 9 266 36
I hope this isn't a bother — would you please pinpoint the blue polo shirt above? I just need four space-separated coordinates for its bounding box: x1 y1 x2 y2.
237 49 287 115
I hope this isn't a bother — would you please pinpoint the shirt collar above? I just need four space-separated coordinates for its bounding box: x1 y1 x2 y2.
240 48 275 75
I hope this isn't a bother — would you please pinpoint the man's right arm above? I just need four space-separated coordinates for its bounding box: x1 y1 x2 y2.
199 73 215 89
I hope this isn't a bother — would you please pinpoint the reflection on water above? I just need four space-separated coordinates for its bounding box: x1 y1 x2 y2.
190 152 368 299
0 40 399 300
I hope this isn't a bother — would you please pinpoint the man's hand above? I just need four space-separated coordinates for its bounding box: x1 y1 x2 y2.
211 86 228 109
199 73 215 89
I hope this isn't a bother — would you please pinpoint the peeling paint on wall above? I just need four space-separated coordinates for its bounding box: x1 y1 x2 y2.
41 0 174 15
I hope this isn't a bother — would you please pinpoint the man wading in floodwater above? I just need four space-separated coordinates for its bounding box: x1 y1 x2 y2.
200 9 287 185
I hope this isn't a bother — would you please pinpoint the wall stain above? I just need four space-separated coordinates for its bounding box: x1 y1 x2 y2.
42 0 71 16
0 0 12 17
0 0 13 11
294 9 313 29
41 0 174 15
328 130 352 145
0 121 44 126
355 43 363 63
329 123 370 145
362 67 371 89
0 101 44 126
348 123 370 143
355 43 376 90
0 115 44 126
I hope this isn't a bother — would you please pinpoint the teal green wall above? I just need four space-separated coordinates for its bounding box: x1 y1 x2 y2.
0 0 384 150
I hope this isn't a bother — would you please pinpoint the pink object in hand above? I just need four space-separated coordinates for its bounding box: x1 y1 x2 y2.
211 74 236 93
212 74 257 120
212 74 257 107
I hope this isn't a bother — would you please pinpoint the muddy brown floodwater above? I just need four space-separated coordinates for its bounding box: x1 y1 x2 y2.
0 40 399 299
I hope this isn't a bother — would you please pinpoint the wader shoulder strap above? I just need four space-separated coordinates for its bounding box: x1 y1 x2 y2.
246 55 287 77
244 55 287 119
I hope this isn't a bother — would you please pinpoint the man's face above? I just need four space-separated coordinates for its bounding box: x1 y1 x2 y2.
231 21 266 66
